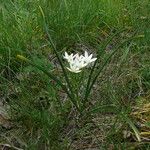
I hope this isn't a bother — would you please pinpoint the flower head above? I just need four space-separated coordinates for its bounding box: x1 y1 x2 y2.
63 51 97 73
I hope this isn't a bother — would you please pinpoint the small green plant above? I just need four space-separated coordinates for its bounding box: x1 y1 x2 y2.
17 7 143 119
1 0 149 149
16 24 103 115
17 28 142 115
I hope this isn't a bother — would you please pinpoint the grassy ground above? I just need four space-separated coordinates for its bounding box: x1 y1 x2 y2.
0 0 150 149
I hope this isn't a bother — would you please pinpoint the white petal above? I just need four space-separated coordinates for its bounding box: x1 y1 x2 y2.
84 51 88 58
89 54 93 59
90 58 97 63
66 67 81 73
63 52 68 59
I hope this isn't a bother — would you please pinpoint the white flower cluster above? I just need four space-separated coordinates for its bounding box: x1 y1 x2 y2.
63 51 97 73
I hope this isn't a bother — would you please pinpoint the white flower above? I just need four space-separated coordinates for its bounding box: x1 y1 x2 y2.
63 51 97 73
83 51 97 65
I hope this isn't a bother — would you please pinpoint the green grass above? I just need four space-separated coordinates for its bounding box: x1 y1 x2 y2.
0 0 150 149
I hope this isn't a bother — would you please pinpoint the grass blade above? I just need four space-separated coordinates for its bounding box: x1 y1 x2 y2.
83 35 144 107
123 115 141 142
83 28 127 107
16 55 69 97
39 6 79 111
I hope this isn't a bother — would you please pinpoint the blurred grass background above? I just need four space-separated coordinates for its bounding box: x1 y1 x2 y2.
0 0 150 149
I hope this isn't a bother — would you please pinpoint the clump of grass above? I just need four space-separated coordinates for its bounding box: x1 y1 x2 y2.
0 0 149 149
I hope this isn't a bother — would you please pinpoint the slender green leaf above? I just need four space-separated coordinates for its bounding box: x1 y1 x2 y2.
123 115 141 142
